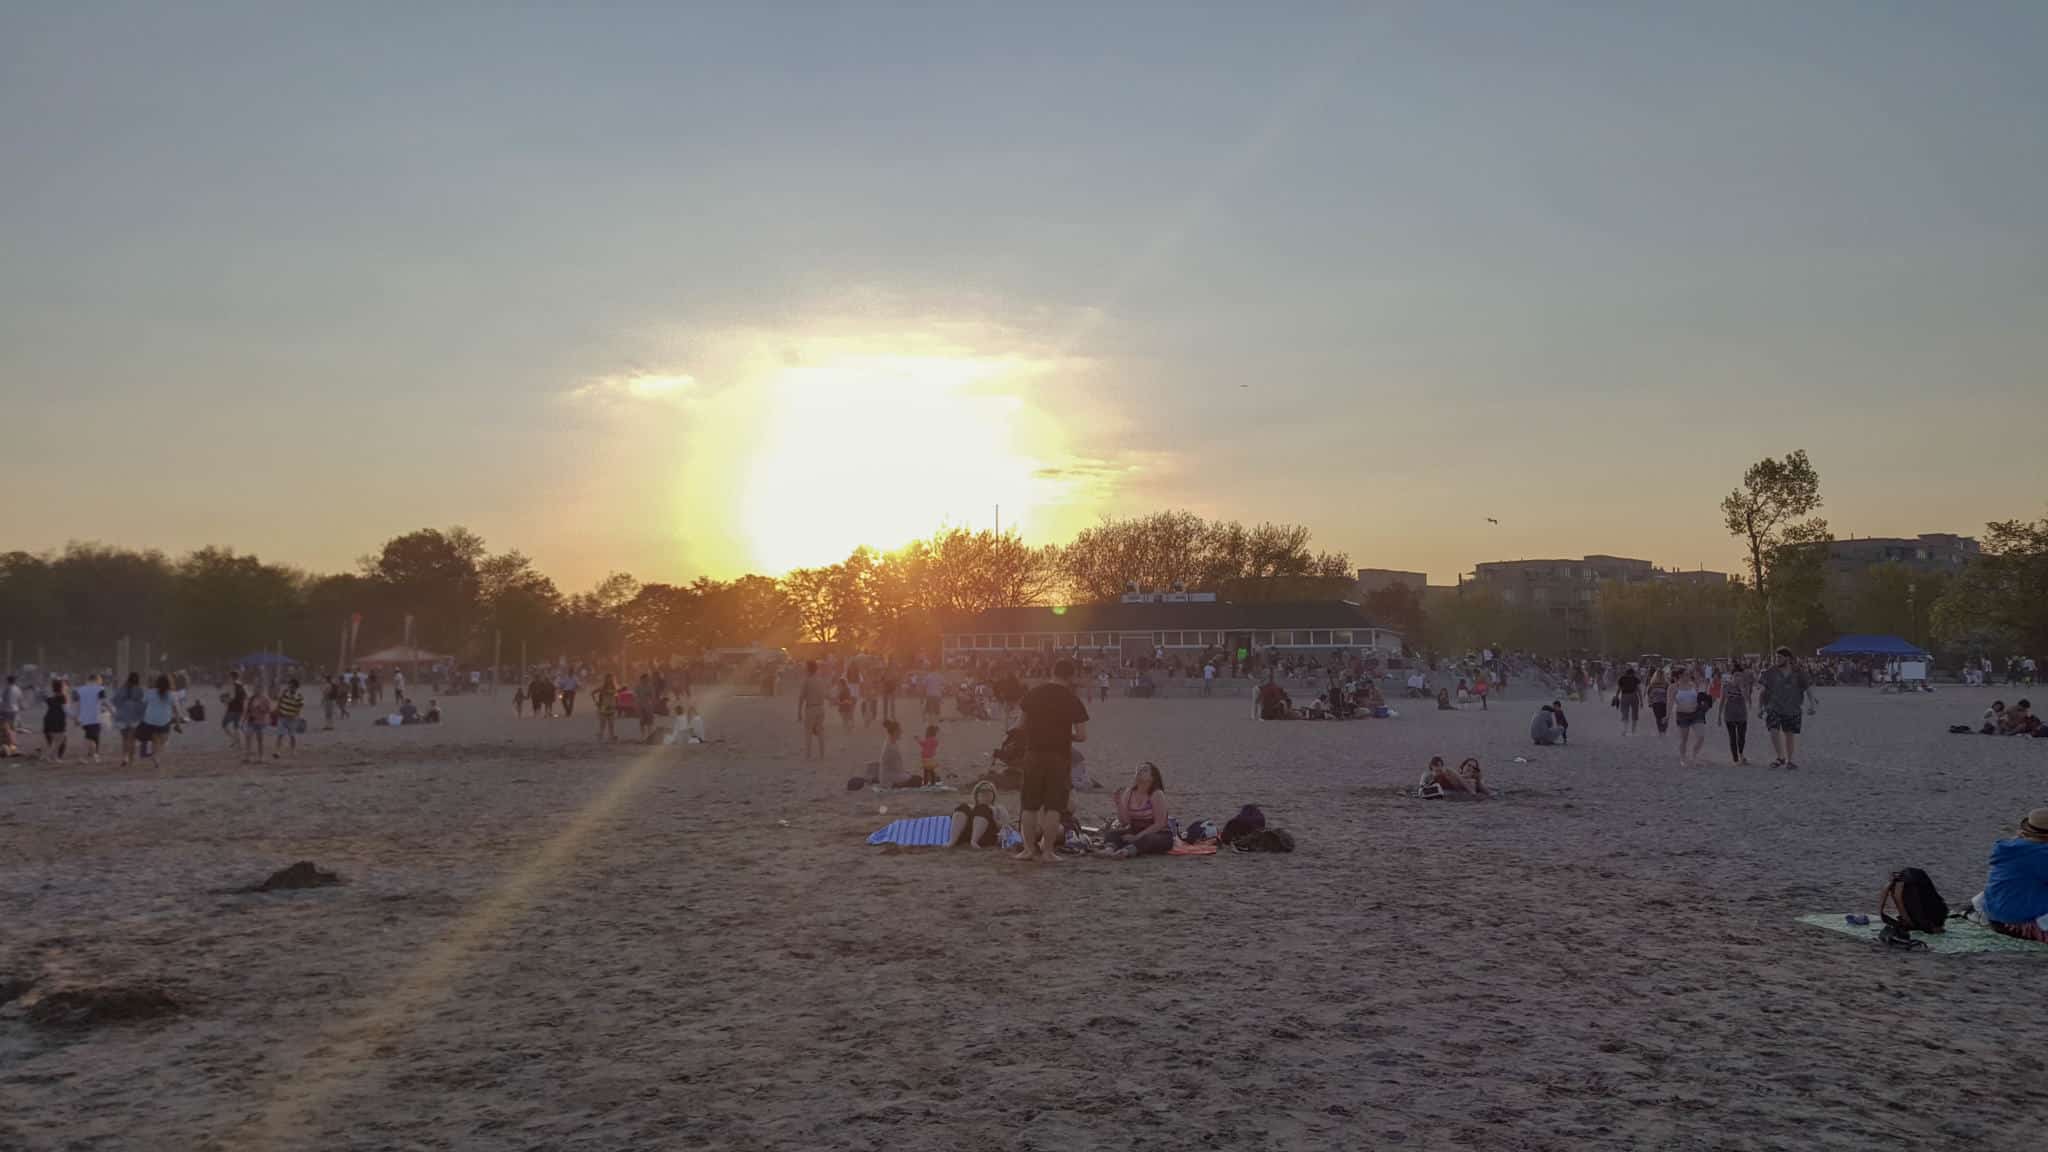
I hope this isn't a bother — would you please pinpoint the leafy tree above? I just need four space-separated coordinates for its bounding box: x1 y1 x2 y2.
1933 516 2048 661
1839 562 1946 648
1059 511 1350 602
360 527 488 656
476 550 562 652
171 547 303 666
1721 450 1827 649
1362 583 1427 647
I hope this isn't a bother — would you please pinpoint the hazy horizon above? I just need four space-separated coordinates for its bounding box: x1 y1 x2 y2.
5 3 2044 590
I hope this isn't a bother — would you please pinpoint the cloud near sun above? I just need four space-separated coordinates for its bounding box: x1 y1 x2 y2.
562 307 1143 575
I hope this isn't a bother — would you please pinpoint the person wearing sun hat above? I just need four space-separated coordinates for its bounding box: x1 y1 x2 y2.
1973 808 2048 943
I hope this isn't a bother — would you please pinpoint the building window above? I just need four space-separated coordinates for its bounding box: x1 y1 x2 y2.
1008 635 1024 649
1333 630 1353 645
1254 631 1272 646
1272 631 1293 646
1312 630 1332 646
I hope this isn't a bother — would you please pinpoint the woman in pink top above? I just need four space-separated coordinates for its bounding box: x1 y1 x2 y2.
1105 763 1173 857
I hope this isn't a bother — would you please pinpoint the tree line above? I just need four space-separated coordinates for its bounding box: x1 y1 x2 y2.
7 479 2038 671
0 511 1351 670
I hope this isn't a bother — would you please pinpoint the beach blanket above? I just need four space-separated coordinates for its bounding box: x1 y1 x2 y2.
867 815 957 848
1797 914 2048 954
1167 842 1219 857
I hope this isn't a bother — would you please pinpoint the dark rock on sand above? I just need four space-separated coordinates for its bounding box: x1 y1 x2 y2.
247 861 343 892
0 974 33 1004
26 985 180 1030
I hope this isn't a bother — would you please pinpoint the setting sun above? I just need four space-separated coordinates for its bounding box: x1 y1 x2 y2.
737 353 1074 571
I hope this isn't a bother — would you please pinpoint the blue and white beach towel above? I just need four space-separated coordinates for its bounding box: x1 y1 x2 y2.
867 815 957 847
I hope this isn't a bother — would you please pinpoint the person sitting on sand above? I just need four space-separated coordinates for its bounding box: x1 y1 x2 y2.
423 699 442 724
1257 678 1294 720
1970 807 2048 943
1418 756 1490 799
1982 700 2006 734
2003 699 2040 736
1362 681 1387 710
397 695 420 724
1530 701 1568 746
950 780 1006 848
1102 762 1174 857
1436 687 1453 711
873 719 909 786
1454 678 1471 706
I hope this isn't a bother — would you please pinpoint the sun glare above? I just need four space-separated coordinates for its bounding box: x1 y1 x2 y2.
737 353 1069 571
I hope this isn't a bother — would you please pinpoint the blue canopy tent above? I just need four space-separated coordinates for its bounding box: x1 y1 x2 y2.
232 651 299 667
1815 635 1931 660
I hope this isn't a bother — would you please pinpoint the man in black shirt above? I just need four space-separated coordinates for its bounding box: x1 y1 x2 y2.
1016 659 1089 863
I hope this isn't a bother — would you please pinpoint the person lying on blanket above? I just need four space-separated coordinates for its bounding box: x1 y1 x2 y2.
1100 763 1174 858
1971 807 2048 943
1418 756 1491 799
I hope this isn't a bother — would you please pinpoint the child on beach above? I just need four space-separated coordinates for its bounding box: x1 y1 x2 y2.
918 724 941 786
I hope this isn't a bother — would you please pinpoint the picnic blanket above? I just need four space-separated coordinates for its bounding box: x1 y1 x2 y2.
867 815 956 848
1797 914 2048 954
1168 842 1219 857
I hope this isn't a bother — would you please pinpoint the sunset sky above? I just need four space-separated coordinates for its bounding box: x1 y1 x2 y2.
4 4 2044 590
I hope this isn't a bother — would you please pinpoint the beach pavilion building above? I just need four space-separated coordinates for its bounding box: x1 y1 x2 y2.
942 590 1401 666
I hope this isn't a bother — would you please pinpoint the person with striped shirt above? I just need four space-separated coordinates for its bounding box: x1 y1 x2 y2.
273 677 306 758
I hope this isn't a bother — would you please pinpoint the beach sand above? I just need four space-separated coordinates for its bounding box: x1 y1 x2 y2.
4 678 2046 1150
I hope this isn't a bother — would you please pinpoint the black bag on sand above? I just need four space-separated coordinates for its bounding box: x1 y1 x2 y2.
1219 805 1266 845
1231 828 1295 853
1881 867 1949 937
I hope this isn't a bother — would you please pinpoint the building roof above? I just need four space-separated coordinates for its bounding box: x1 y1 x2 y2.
945 600 1380 634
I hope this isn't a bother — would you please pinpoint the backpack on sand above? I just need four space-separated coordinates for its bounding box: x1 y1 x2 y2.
993 727 1030 767
1881 867 1949 936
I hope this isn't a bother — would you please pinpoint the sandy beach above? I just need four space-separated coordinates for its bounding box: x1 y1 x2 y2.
4 678 2046 1150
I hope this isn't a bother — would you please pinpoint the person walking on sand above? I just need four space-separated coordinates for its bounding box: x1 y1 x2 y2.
1760 646 1818 770
1014 659 1089 864
74 672 107 763
595 673 618 742
1645 667 1671 739
113 672 146 766
1672 667 1708 767
221 671 248 749
1722 659 1755 765
41 678 70 761
798 661 828 760
0 673 22 756
1615 664 1643 734
238 685 269 763
274 677 305 758
138 674 180 763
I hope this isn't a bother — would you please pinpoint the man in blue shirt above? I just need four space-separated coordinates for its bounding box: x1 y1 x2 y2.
1977 807 2048 943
